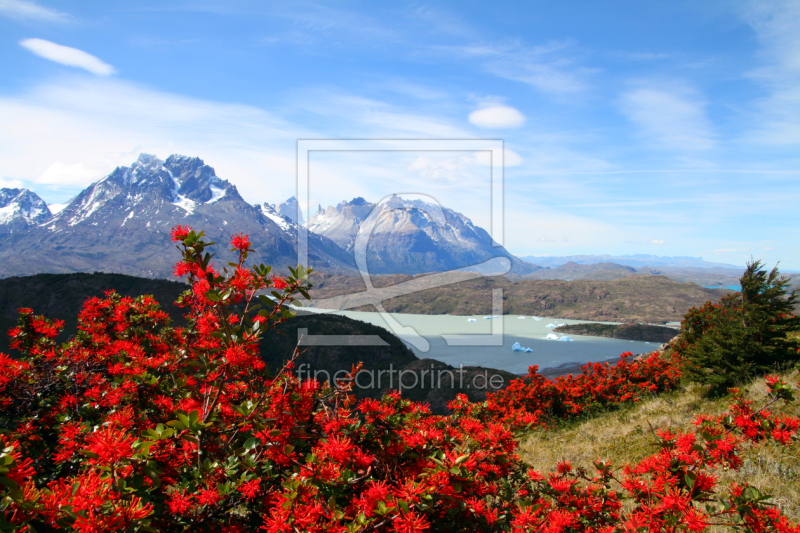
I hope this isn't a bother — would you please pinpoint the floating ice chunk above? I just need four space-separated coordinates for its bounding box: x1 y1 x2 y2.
532 317 542 321
545 333 560 340
557 323 566 327
518 316 526 319
484 316 499 319
545 323 557 328
512 342 533 353
467 318 477 322
558 336 573 342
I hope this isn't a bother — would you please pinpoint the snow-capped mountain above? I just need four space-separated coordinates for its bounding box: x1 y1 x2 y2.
0 188 51 234
306 195 538 275
0 154 355 278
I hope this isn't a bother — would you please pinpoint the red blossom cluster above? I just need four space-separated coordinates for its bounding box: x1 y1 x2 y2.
1 226 799 532
485 351 682 427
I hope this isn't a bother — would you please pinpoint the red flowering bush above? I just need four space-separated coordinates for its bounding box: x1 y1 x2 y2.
486 351 681 425
1 227 799 532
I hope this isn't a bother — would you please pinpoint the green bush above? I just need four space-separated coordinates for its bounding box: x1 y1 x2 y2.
676 260 800 395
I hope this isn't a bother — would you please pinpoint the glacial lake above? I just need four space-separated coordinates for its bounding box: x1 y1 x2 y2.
311 309 661 375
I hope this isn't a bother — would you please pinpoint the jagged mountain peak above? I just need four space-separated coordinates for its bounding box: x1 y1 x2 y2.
275 196 304 224
0 188 52 234
45 154 243 230
349 197 369 206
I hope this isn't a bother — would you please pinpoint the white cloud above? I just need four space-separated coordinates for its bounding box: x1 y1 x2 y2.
20 38 115 76
468 106 525 129
0 177 24 189
0 0 68 21
619 84 715 151
38 161 99 185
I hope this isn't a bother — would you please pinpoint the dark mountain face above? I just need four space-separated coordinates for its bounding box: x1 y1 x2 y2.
0 188 51 235
0 154 356 279
306 195 539 276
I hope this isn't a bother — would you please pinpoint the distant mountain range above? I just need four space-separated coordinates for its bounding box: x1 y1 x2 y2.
0 154 535 278
2 154 789 285
520 254 742 270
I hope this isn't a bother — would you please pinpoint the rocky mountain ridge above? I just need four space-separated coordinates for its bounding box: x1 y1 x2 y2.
306 195 538 276
0 154 355 278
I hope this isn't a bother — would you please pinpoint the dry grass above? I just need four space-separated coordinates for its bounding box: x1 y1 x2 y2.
519 368 800 520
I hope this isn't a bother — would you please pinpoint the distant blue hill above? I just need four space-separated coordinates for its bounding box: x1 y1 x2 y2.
520 254 742 270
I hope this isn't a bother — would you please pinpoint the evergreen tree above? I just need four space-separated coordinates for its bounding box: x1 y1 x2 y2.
679 260 800 395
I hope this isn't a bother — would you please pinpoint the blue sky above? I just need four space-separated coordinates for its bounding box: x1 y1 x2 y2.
1 1 799 269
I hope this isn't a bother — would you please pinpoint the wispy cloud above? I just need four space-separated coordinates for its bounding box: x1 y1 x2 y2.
619 83 715 151
737 0 800 146
434 40 593 95
0 0 68 22
20 39 115 76
0 76 306 202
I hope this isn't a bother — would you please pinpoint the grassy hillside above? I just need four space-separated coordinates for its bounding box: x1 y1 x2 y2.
520 367 800 520
310 273 728 323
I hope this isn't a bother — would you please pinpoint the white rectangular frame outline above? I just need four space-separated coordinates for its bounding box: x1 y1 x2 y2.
296 139 504 269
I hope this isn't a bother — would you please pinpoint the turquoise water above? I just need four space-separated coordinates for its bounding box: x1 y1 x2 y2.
313 310 659 375
703 285 740 291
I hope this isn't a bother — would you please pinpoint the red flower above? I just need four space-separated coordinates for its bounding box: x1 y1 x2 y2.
170 225 191 241
238 478 261 501
230 232 251 252
83 426 135 466
167 490 193 515
272 276 289 291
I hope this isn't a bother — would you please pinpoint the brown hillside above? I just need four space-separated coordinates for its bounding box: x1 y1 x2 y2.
309 273 728 324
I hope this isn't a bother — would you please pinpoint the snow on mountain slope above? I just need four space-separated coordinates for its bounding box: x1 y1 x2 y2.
305 195 538 275
0 188 52 234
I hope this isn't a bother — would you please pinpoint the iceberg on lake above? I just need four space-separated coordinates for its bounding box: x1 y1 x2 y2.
532 317 543 321
558 336 573 342
518 316 526 319
512 342 533 353
545 323 557 328
545 333 560 340
484 316 499 319
467 318 477 322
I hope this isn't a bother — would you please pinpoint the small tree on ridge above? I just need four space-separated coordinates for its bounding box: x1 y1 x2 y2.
678 260 800 395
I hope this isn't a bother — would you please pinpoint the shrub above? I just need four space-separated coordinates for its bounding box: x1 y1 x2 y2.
482 351 681 428
675 260 800 395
